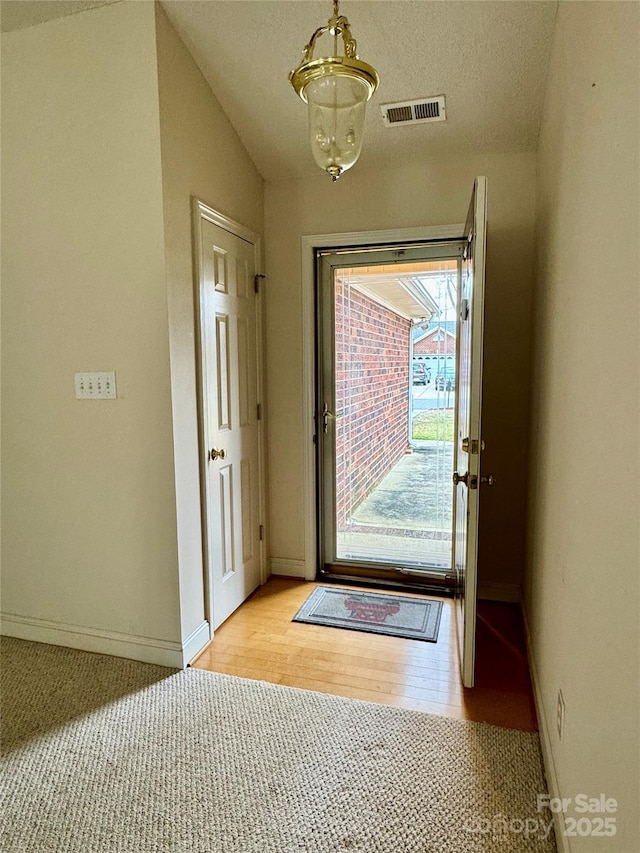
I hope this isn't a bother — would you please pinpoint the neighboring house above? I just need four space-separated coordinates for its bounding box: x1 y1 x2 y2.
413 323 457 376
413 323 457 355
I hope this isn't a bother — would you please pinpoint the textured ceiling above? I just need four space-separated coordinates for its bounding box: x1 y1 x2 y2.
162 0 558 181
1 1 558 181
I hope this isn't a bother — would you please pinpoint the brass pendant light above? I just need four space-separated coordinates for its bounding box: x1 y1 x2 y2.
289 0 379 181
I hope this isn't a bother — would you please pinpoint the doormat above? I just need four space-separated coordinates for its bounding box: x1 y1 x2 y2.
293 586 443 642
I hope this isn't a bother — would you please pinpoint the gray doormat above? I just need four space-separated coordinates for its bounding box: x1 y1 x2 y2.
293 586 443 642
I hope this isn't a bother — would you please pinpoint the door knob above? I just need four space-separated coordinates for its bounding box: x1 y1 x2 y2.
481 473 496 486
453 471 478 489
209 448 226 462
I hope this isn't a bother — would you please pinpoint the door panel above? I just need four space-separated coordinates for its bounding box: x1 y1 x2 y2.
237 317 250 427
196 209 262 630
241 458 253 563
453 176 487 688
219 463 235 577
215 313 231 430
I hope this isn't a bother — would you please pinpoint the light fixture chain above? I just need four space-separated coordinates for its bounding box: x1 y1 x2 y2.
333 0 339 18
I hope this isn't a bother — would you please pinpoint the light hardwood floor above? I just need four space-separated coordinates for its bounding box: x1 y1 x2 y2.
192 577 537 731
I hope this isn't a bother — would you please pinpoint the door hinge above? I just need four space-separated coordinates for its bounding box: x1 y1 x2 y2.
259 524 265 541
257 403 262 421
254 273 265 293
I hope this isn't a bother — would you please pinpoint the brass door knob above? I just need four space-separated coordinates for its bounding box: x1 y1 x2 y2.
209 448 226 462
453 471 479 489
481 473 496 486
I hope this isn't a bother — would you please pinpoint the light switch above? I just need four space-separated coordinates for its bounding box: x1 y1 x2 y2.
74 371 117 400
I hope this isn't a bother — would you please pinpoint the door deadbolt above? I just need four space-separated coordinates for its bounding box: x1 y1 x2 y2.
461 437 485 454
209 448 226 462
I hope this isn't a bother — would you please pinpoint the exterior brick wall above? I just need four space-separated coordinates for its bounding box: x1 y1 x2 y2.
334 281 411 530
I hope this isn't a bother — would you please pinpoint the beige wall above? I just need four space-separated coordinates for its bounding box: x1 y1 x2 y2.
1 3 181 650
154 4 264 643
525 2 639 848
264 151 537 586
0 1 265 665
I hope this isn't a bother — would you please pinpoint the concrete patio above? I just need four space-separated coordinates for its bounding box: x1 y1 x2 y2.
336 442 454 570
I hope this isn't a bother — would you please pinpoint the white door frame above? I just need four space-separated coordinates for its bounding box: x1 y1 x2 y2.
301 224 465 582
192 198 267 638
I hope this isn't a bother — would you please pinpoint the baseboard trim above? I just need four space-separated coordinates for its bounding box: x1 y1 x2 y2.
181 620 210 667
521 603 570 853
0 612 208 669
269 558 307 579
477 581 521 603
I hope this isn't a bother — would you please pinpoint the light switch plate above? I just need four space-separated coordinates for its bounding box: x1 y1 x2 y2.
74 371 117 399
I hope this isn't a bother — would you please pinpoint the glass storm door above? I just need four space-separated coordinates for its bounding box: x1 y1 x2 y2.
317 242 466 584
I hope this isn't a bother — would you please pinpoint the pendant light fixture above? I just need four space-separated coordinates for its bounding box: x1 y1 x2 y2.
289 0 379 181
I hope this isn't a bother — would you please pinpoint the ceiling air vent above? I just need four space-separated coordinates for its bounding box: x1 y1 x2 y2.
381 96 446 127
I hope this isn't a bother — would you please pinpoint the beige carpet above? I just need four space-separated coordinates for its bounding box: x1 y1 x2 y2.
1 637 556 852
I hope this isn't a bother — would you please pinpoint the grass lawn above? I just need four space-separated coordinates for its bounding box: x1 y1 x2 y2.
412 409 454 442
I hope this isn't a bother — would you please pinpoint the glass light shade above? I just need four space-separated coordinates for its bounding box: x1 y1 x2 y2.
304 75 369 180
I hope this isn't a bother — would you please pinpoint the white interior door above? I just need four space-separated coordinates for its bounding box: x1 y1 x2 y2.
453 176 487 688
194 202 263 630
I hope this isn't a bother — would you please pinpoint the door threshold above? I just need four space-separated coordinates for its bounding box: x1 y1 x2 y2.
319 567 456 598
